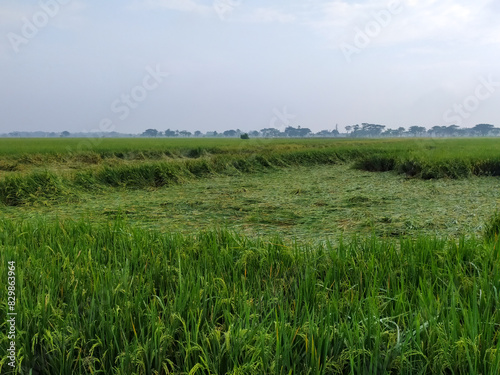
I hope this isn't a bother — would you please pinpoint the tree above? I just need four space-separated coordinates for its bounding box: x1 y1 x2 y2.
430 126 447 137
240 133 250 139
316 130 330 137
445 125 459 136
142 129 159 137
260 128 280 137
164 129 177 137
472 124 495 136
223 129 237 137
385 127 406 137
382 128 399 137
194 131 202 137
179 131 192 137
350 124 360 136
358 123 385 137
284 126 311 137
408 126 426 136
60 131 70 137
316 129 338 137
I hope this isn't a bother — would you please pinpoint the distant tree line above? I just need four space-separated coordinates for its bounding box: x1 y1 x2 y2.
344 123 500 138
141 126 337 138
141 123 499 138
1 131 134 138
2 124 499 138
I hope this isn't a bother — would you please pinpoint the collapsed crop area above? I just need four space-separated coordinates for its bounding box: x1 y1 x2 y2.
1 137 500 374
2 138 500 207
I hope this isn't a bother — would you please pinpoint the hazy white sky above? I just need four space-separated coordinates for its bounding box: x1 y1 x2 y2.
1 0 499 134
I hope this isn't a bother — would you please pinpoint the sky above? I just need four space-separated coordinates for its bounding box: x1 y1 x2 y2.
1 0 500 134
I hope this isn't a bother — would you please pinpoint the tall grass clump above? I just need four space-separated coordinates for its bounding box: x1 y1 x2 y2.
484 211 500 242
352 154 398 172
0 171 70 206
355 154 496 179
91 162 190 188
1 218 500 374
471 158 500 176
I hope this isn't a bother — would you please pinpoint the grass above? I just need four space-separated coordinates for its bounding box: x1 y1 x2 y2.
2 164 499 241
0 148 343 206
2 138 500 207
2 137 500 374
484 212 500 242
1 219 500 374
2 137 500 178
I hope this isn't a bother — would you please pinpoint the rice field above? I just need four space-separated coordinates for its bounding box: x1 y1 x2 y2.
1 137 500 374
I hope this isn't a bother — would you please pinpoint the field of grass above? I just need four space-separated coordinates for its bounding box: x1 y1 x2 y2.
2 163 499 241
1 137 500 374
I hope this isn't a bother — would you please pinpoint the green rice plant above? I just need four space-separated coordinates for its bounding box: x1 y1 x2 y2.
2 137 500 374
91 162 190 188
471 158 500 176
352 154 398 172
484 211 500 242
3 138 500 184
1 218 500 374
0 170 71 206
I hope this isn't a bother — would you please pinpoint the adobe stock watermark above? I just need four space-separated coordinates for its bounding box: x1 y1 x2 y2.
341 0 403 63
7 0 72 54
443 75 500 126
269 106 296 133
110 65 170 121
213 0 242 20
68 64 170 154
